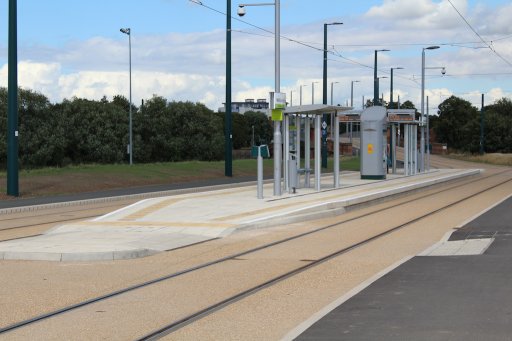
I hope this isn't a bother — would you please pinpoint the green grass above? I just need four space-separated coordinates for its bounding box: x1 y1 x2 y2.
1 156 360 178
0 157 360 198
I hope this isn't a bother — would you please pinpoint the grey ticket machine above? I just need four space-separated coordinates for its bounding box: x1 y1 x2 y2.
360 106 388 180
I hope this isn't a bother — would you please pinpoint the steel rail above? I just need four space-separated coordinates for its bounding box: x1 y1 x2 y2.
0 170 510 336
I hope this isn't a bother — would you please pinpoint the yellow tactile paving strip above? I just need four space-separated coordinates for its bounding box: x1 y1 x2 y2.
120 198 183 221
73 221 235 229
118 187 250 221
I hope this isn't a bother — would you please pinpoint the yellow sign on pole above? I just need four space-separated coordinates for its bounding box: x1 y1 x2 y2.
272 109 283 121
367 143 374 154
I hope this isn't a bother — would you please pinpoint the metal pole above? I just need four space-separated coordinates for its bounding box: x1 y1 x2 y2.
257 146 263 199
330 82 334 105
7 0 19 196
273 0 282 196
390 68 394 108
413 126 417 174
373 50 379 105
480 93 485 154
404 125 409 175
225 0 233 177
284 114 289 191
334 112 340 188
128 30 133 165
315 115 321 191
350 81 354 107
392 124 396 174
300 85 307 106
420 48 425 173
312 82 315 104
305 116 311 187
296 114 301 169
323 23 328 105
426 95 430 171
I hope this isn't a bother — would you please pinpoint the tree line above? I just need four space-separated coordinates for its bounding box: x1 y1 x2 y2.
431 95 512 154
370 95 512 154
1 87 511 169
0 88 272 169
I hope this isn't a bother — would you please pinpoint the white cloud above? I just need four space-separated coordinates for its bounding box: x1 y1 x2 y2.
1 61 227 109
1 0 511 113
366 0 437 20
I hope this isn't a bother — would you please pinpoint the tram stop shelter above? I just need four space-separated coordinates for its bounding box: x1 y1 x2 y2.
282 104 351 193
338 108 419 179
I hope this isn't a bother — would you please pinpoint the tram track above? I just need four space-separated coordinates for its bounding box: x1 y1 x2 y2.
1 169 510 338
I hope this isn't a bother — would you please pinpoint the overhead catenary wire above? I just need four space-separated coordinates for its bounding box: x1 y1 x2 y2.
190 0 511 101
447 0 512 69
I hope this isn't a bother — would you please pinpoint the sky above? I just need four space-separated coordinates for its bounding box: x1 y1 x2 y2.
1 0 512 112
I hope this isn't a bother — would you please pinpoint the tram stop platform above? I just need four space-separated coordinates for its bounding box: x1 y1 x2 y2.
0 169 479 262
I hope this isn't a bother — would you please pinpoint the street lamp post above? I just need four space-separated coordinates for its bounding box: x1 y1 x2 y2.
330 81 339 105
312 81 319 104
225 0 233 177
120 27 133 165
322 22 342 168
7 0 18 196
322 22 343 105
421 45 440 172
239 1 281 195
349 80 360 144
350 80 360 107
300 84 307 106
376 76 388 106
374 49 389 105
390 67 403 108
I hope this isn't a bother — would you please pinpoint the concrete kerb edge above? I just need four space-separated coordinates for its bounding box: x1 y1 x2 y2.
1 248 159 262
343 169 481 208
237 169 480 232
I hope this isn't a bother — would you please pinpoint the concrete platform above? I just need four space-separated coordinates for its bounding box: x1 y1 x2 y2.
0 169 480 262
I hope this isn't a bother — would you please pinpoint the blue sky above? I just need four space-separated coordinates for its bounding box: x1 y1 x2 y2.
1 0 512 111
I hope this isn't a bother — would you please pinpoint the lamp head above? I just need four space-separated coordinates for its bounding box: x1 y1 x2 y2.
237 5 246 16
441 67 446 75
120 28 130 35
425 45 440 50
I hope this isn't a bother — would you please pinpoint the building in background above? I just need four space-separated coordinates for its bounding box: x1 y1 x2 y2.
219 99 269 115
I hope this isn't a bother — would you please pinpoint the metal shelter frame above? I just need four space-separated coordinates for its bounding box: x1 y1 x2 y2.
282 104 350 192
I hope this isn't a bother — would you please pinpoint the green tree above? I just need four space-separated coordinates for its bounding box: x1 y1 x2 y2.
483 98 512 153
18 89 66 167
434 95 479 152
56 97 128 164
243 111 273 145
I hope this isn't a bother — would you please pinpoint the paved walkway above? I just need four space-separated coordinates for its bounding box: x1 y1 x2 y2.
0 169 479 262
288 190 512 341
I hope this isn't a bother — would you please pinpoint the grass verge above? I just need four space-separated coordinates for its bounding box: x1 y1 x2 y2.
446 153 512 167
0 156 360 199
